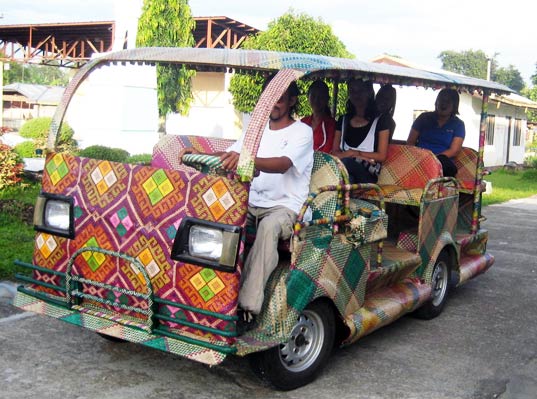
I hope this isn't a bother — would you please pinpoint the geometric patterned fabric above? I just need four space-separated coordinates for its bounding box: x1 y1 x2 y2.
34 151 250 345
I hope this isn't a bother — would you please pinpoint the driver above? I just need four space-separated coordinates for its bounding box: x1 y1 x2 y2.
178 79 313 333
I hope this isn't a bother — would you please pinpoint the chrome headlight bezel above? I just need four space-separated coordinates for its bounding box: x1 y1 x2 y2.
171 217 241 273
33 193 75 239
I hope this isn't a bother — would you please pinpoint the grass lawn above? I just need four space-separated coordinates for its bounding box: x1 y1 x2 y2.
482 168 537 206
0 180 40 280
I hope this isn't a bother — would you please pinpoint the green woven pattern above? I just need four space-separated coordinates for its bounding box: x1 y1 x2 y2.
417 196 459 279
14 291 229 365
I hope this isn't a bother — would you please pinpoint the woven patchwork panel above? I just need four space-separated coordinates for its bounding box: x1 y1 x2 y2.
287 234 369 317
34 152 249 344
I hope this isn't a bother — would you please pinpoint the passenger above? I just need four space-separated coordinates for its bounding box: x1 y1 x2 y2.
178 80 313 333
301 80 336 153
375 84 397 141
331 79 390 184
407 88 464 177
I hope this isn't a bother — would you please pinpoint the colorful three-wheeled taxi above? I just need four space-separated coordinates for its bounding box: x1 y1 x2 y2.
14 48 511 390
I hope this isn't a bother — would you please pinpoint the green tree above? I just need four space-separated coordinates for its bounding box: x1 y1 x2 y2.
522 63 537 123
3 62 70 86
438 49 493 79
493 65 525 93
136 0 195 119
229 10 353 115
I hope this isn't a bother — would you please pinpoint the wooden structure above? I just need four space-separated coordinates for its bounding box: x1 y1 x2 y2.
0 17 258 68
193 16 258 49
0 21 115 68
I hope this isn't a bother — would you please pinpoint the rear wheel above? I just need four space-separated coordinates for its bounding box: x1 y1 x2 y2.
415 251 451 319
249 300 335 390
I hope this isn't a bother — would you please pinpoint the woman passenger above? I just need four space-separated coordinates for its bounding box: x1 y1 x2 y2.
301 80 336 153
406 88 465 177
375 84 397 141
331 79 390 183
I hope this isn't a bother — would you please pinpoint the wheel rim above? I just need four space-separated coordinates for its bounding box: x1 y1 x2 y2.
431 260 449 307
278 309 325 372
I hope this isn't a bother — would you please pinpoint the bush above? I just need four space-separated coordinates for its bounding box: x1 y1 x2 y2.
0 144 25 190
19 117 77 153
524 155 537 169
126 154 152 165
79 145 130 162
13 141 38 158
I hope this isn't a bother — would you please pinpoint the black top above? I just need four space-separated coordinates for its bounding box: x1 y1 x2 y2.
336 113 391 151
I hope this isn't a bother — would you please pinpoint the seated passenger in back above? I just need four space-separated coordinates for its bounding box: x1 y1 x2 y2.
375 84 397 141
301 80 337 153
406 88 465 177
331 80 390 184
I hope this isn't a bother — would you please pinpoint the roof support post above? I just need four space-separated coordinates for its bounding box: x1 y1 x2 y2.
472 90 489 234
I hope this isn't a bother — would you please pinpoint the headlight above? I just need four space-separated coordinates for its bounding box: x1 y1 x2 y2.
189 225 223 261
34 193 74 238
45 200 71 230
171 217 241 273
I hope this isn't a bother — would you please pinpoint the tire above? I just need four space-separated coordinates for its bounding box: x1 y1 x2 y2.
97 332 127 343
414 251 451 320
249 300 335 390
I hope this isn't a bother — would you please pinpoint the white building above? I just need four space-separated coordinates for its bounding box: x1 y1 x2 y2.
372 55 537 167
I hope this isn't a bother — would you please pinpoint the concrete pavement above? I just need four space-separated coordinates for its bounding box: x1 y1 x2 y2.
1 196 536 398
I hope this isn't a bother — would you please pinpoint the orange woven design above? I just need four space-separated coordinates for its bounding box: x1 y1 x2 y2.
361 144 442 205
454 147 478 193
378 144 442 188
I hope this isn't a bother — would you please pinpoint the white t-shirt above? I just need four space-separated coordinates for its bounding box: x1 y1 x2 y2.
227 120 313 214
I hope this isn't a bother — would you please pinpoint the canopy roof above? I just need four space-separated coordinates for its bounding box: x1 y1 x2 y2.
86 47 514 95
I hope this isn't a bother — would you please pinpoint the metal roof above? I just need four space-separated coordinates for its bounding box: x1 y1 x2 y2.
4 83 65 105
84 47 514 95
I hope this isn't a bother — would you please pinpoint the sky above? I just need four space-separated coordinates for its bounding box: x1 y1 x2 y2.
1 0 535 85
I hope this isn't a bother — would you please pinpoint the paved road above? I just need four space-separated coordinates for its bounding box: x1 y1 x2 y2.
1 197 536 399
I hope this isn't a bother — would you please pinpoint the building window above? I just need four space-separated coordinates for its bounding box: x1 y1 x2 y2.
486 115 495 145
513 119 523 146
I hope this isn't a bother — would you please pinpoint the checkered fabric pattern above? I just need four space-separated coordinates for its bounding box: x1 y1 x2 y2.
454 147 479 193
360 144 443 206
308 152 349 220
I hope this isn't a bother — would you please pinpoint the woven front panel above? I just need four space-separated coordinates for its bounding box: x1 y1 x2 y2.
35 152 250 344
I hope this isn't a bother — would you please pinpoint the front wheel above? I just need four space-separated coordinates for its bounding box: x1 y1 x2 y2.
414 251 451 319
249 300 335 390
